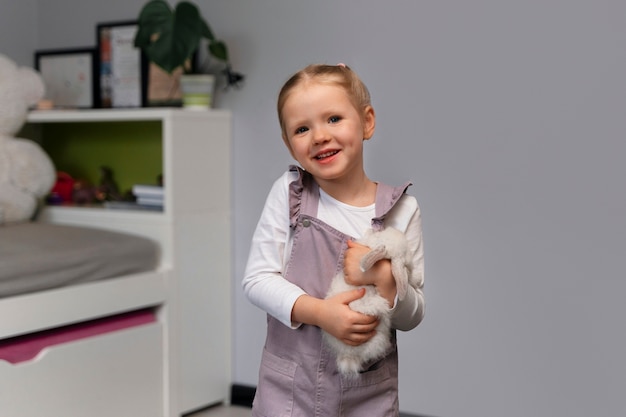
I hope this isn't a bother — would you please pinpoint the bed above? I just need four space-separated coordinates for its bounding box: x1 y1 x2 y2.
3 108 233 416
0 220 167 417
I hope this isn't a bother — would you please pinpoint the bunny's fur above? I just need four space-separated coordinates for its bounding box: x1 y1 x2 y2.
323 227 412 377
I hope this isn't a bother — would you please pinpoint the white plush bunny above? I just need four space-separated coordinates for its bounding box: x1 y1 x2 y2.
323 227 413 377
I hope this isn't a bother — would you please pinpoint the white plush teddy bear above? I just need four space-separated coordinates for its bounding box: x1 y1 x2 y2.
0 53 55 225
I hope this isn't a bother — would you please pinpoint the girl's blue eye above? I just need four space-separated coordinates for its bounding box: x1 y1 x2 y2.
295 126 308 134
329 116 341 123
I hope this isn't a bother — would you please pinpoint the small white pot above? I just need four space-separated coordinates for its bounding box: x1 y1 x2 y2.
180 74 216 109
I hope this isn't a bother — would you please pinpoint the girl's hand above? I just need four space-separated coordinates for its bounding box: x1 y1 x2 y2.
343 240 397 307
343 240 374 286
319 288 379 346
291 290 378 346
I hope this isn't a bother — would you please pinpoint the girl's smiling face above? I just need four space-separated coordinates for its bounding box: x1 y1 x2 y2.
281 82 375 185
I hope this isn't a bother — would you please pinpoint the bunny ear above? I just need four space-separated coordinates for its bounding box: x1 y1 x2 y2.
359 245 386 272
391 260 409 301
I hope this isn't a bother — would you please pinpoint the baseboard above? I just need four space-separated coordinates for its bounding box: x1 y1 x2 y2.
400 411 439 417
230 383 432 416
230 383 256 408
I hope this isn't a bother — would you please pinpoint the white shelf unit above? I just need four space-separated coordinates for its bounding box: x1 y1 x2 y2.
25 108 232 416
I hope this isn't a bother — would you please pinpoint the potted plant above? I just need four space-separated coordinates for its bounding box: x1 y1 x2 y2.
134 0 244 107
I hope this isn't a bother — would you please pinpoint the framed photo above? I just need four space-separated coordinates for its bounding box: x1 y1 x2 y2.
96 20 148 108
35 48 97 109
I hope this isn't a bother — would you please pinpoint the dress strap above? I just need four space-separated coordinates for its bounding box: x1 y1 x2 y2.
288 165 319 228
371 181 412 231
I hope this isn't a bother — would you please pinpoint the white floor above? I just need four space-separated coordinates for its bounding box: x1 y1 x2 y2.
186 404 251 417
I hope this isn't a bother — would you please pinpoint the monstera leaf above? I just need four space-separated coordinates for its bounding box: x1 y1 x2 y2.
134 0 228 74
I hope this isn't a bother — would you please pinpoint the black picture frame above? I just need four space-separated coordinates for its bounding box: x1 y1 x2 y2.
96 20 148 108
34 47 97 109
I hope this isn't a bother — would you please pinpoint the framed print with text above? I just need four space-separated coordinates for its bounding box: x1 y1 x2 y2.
97 20 148 108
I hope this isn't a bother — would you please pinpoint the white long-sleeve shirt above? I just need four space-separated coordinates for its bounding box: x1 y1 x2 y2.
243 169 425 331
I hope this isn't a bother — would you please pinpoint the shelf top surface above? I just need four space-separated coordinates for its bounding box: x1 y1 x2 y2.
27 108 231 123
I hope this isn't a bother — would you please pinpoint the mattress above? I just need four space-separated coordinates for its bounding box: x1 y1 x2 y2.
0 222 159 298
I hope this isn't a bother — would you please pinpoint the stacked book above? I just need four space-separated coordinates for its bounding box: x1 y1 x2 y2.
132 184 164 209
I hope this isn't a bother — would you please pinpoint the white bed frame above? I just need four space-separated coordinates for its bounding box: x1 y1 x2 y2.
0 270 167 416
0 109 232 417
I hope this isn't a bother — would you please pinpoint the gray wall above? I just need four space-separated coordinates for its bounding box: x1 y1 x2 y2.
0 0 37 66
3 1 625 416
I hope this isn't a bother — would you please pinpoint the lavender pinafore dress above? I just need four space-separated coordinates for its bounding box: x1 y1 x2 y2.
252 166 411 417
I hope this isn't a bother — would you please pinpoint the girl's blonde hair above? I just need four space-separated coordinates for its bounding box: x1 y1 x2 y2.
277 64 372 139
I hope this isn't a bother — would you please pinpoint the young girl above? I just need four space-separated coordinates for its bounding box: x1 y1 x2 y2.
243 64 425 416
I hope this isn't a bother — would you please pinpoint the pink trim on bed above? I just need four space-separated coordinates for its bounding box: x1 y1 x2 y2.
0 309 156 364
